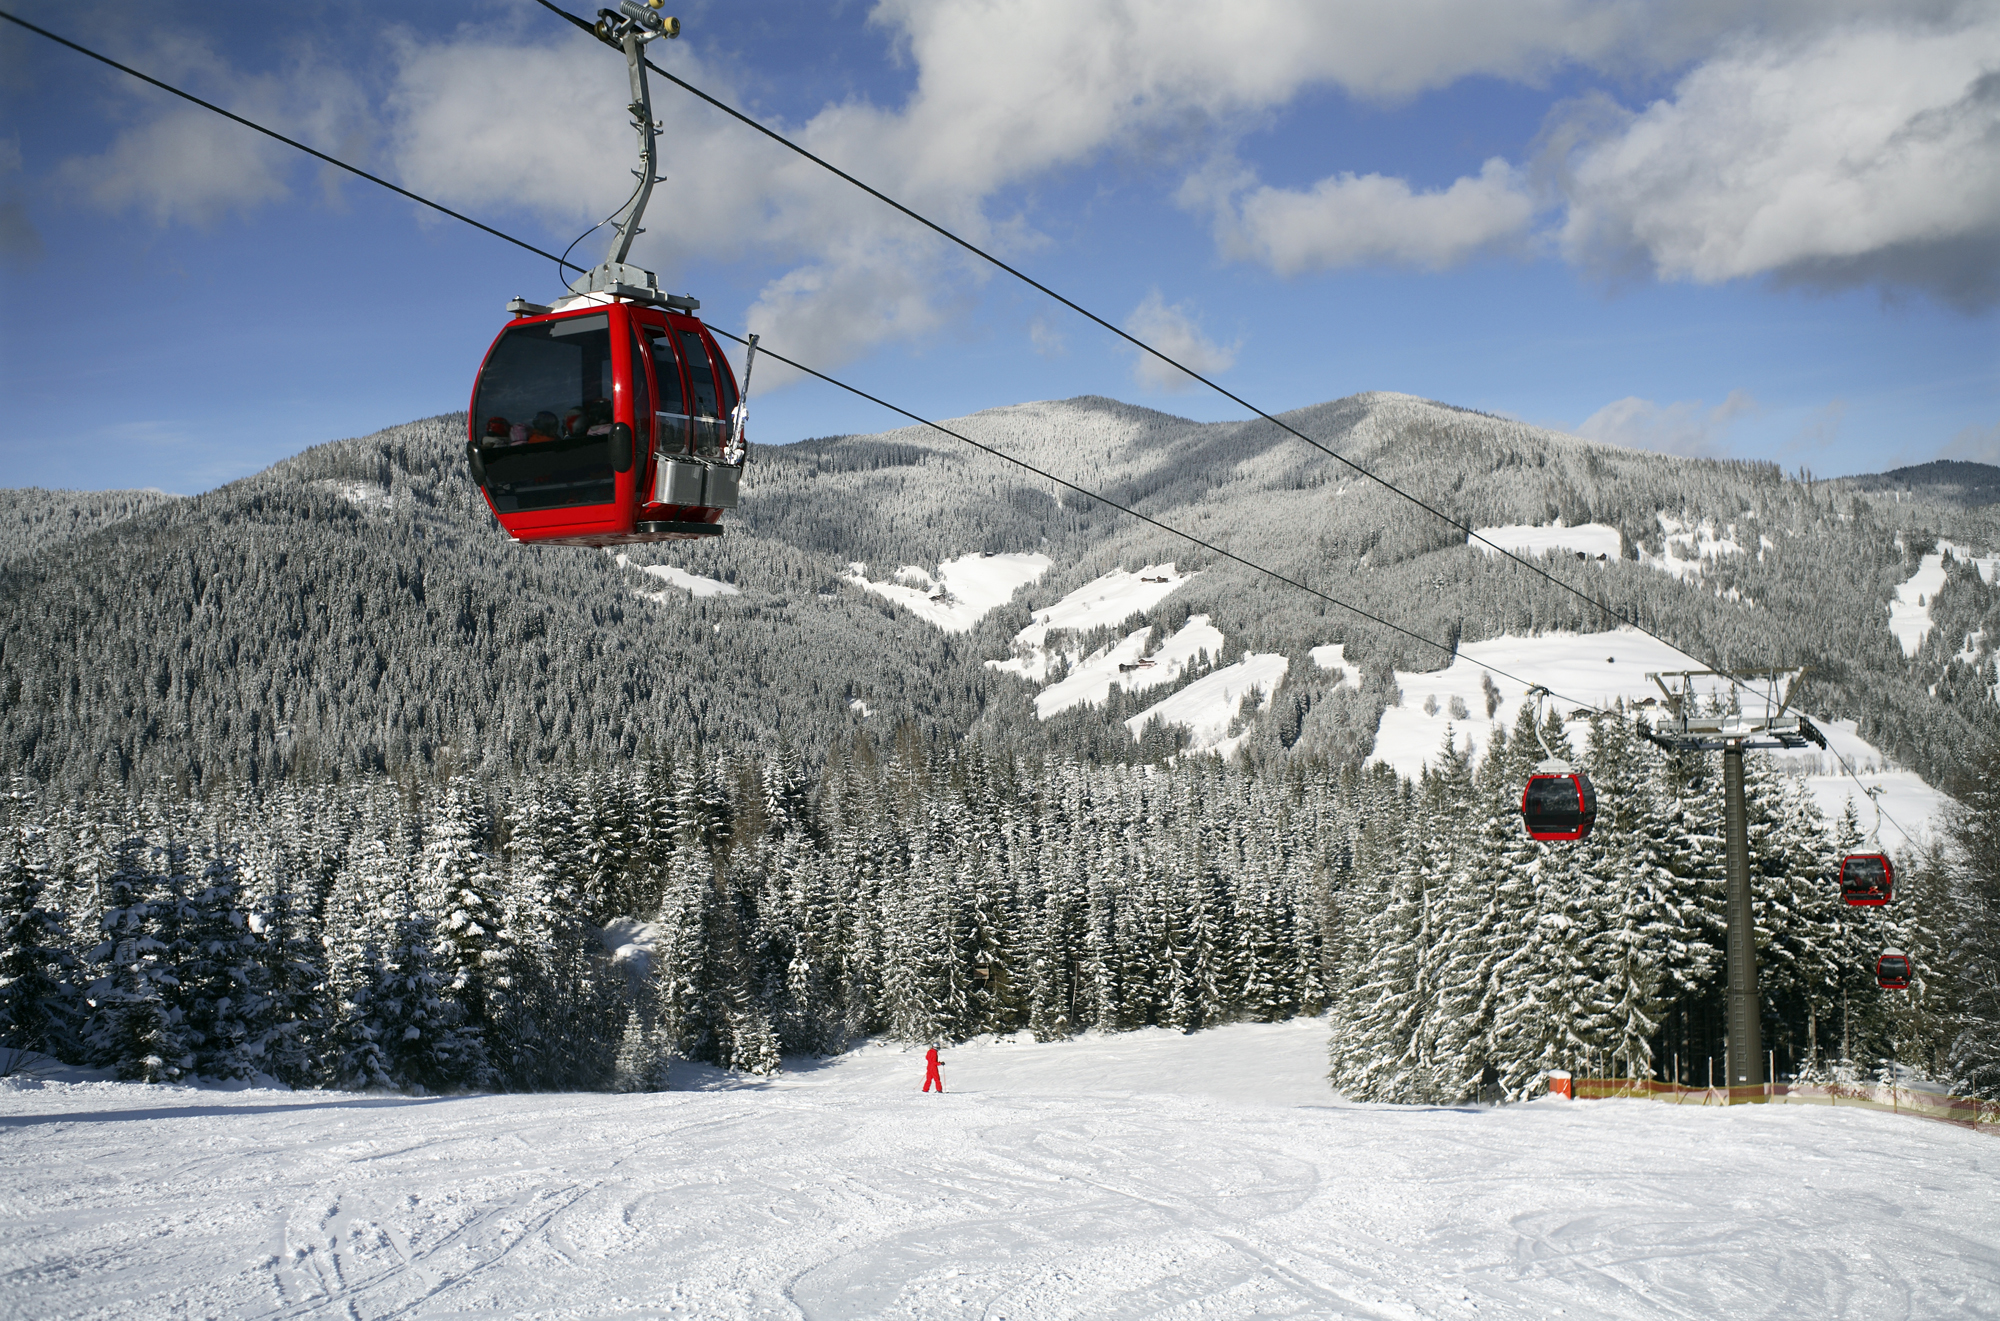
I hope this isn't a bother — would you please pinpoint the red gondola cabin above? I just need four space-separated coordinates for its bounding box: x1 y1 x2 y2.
1522 766 1597 842
1839 852 1893 907
467 299 744 546
1876 950 1912 990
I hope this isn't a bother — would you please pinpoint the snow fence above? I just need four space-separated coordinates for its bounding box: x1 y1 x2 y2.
1566 1076 2000 1133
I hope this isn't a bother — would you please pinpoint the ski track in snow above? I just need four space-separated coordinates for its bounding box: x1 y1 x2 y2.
1375 629 1951 849
3 1021 1996 1320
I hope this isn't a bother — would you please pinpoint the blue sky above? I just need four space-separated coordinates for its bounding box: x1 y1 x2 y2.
1 0 1995 494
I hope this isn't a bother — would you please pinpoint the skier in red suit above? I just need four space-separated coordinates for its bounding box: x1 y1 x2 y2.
922 1046 945 1093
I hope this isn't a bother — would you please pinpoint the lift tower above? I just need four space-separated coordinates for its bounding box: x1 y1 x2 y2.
1641 670 1826 1095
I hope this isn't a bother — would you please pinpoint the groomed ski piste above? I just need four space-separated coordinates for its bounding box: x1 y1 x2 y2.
5 1020 1996 1319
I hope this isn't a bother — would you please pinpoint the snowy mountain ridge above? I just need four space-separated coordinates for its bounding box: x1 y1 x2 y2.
1 390 1996 799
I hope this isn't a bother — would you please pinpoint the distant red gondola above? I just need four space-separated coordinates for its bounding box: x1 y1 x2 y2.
1876 950 1912 990
1839 852 1893 906
1522 763 1597 842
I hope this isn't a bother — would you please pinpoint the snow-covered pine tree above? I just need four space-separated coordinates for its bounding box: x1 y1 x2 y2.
1579 707 1665 1081
178 851 262 1081
1942 735 2000 1098
0 810 81 1064
245 856 325 1089
415 777 498 1089
83 834 192 1083
324 833 401 1092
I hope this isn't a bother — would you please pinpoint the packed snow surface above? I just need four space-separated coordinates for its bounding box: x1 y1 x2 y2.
1126 651 1289 757
1470 521 1622 561
6 1021 1996 1320
845 552 1052 633
1374 628 1949 848
615 553 740 600
1024 614 1225 720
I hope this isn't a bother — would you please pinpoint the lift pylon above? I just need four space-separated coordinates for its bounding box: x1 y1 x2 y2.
1639 669 1826 1097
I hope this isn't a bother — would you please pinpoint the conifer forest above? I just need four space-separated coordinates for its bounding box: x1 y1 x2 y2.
1 703 1992 1102
2 396 1997 1102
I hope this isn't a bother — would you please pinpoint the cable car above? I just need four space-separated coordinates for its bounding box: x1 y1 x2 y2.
466 0 754 548
1522 762 1597 841
467 299 746 546
1876 949 1912 990
1839 852 1893 907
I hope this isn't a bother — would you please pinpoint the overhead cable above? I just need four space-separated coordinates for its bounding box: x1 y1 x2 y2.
0 6 1916 840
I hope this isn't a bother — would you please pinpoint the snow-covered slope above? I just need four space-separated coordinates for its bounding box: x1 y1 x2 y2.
1472 520 1622 561
986 563 1196 689
1644 513 1745 580
1023 614 1224 720
614 552 741 600
5 1023 1993 1320
843 551 1053 633
1890 540 1998 658
1308 642 1363 688
1126 651 1291 757
1374 628 1951 848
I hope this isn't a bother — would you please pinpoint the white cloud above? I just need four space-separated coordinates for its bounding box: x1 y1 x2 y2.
1577 388 1759 457
1554 18 2000 307
1123 291 1237 391
1197 157 1536 274
58 101 292 227
376 1 1682 378
1790 399 1848 452
1940 420 2000 463
1029 317 1067 358
53 36 366 229
57 0 1999 372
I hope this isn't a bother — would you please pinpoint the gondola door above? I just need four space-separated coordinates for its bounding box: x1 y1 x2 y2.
469 303 646 547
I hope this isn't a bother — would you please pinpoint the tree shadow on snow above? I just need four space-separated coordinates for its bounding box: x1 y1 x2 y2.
0 1094 473 1128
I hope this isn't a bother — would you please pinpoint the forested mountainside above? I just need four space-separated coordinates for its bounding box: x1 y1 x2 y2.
1842 460 2000 509
3 713 1987 1099
0 488 182 566
1 395 1997 796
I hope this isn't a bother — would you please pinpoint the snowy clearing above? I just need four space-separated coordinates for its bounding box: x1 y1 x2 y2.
1308 642 1363 689
1126 652 1290 758
1643 514 1743 581
316 479 391 512
1470 521 1622 562
988 564 1196 685
1373 629 1950 848
616 553 741 600
844 552 1052 633
1889 541 1995 659
1018 615 1224 721
5 1021 1996 1320
1469 518 1761 590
